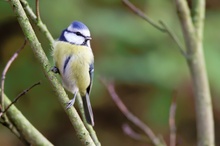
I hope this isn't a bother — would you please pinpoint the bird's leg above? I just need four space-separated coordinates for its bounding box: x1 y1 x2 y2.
66 91 78 109
51 66 60 74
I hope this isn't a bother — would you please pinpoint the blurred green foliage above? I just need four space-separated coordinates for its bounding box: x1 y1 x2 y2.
0 0 220 146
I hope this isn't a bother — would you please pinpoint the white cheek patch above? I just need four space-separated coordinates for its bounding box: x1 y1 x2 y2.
64 31 84 45
81 29 91 37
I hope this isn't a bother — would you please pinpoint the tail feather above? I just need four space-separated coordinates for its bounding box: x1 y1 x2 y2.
82 94 94 126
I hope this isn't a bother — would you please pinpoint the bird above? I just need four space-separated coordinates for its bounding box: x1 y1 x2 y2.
52 21 94 126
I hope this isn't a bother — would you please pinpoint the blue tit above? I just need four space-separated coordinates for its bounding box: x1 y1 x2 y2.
52 21 94 126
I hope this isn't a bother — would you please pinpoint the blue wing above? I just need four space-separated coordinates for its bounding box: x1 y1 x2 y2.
86 63 94 95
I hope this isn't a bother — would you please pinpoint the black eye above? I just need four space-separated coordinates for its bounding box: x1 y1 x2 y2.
75 32 82 36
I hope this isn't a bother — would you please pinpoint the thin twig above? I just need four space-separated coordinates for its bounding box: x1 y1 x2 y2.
101 78 165 146
122 0 165 32
122 0 187 59
1 40 27 111
35 0 41 21
0 89 53 146
0 81 41 117
122 123 146 141
20 0 54 45
169 91 177 146
159 21 188 58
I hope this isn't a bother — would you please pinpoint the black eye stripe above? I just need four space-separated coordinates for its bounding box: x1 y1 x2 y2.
66 29 84 36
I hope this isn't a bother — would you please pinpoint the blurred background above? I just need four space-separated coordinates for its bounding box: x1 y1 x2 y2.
0 0 220 145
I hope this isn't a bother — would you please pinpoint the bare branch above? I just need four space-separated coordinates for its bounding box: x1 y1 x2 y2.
1 40 27 111
0 89 53 145
8 0 97 145
0 81 41 117
100 78 165 146
169 91 177 146
122 0 165 32
122 0 187 59
175 0 215 145
20 0 54 45
0 81 41 144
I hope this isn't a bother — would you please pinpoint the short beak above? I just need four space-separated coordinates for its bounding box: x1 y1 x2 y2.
86 36 92 40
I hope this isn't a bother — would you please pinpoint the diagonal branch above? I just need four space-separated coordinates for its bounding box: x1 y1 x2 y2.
101 79 166 146
0 81 41 117
159 21 187 58
20 0 100 144
8 0 96 145
122 0 165 32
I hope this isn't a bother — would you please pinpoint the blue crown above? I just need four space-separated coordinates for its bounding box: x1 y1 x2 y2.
70 21 88 30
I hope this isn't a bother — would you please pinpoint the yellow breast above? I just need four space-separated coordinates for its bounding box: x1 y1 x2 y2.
52 41 94 94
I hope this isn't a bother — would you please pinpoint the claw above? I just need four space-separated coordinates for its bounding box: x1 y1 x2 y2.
66 93 77 109
66 99 75 109
51 66 60 74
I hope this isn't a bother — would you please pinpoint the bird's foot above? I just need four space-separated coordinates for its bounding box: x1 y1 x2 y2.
51 66 60 74
66 95 77 109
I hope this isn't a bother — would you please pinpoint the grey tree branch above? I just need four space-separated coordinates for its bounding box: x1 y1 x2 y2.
122 0 214 145
20 0 100 144
8 0 96 145
0 34 51 145
21 0 99 144
175 0 215 146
